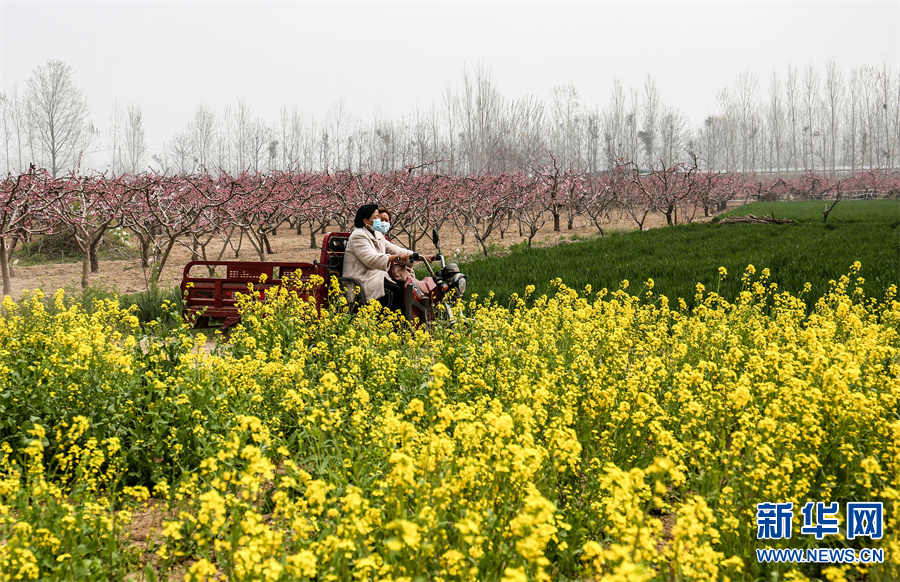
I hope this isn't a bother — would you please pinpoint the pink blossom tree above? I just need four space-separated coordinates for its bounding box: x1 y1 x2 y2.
0 167 62 295
49 171 132 289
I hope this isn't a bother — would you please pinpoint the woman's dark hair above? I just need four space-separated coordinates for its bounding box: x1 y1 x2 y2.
354 204 379 228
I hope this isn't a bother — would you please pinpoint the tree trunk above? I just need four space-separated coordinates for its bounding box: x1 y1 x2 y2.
81 250 90 289
0 239 11 296
89 237 101 273
152 239 178 284
823 199 840 224
407 225 417 252
234 230 244 258
86 225 109 273
6 239 19 279
139 234 152 268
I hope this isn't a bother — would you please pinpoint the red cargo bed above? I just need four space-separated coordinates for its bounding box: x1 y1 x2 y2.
180 260 326 329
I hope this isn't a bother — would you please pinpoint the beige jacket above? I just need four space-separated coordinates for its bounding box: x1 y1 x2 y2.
343 227 411 301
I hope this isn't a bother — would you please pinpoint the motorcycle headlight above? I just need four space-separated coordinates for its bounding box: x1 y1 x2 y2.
451 273 467 295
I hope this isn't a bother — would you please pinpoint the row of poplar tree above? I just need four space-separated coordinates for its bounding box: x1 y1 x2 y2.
1 60 898 178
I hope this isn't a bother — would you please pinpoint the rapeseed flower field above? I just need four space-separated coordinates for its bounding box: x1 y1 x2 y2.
0 264 897 581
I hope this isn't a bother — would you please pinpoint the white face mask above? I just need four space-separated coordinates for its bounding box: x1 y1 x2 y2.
372 219 390 234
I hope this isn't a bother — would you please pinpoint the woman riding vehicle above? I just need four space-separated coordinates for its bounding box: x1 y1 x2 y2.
378 207 420 286
344 204 423 312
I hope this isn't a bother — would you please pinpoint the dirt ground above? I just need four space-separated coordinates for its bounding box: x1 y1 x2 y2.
4 210 697 299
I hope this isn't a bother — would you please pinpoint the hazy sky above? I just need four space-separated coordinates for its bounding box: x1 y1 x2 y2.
1 1 898 166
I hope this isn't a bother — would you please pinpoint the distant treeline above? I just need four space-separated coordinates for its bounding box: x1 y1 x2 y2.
2 61 898 177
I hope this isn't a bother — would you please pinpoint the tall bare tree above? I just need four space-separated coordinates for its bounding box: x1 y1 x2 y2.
802 65 821 172
457 64 506 174
328 99 350 169
190 104 217 170
508 94 546 169
279 105 305 170
894 66 900 170
0 93 10 173
659 105 688 163
639 76 660 168
550 84 582 169
877 62 895 169
845 67 861 171
766 70 785 172
108 100 125 174
735 70 761 173
246 117 272 171
0 87 31 174
699 115 725 171
716 88 738 171
164 131 193 174
823 60 843 175
25 59 94 177
125 104 147 173
441 82 458 175
785 64 800 172
602 79 628 169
